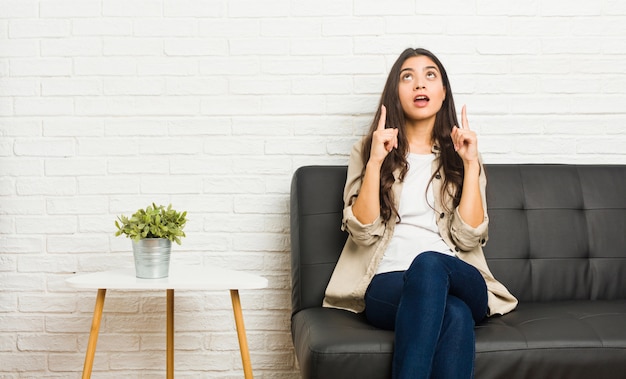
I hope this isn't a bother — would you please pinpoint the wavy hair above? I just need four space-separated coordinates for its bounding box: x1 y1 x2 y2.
361 48 464 222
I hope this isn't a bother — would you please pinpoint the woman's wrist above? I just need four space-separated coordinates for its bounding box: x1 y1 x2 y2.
366 159 384 172
463 159 481 174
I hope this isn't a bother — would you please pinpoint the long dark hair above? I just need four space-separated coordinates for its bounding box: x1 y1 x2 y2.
361 48 464 222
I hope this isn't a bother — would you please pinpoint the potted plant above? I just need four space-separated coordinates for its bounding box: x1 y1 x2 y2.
115 203 187 279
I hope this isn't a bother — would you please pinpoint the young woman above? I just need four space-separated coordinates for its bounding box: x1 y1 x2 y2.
323 48 518 378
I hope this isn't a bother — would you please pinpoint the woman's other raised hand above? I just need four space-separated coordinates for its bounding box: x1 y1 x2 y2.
369 105 398 166
451 105 479 164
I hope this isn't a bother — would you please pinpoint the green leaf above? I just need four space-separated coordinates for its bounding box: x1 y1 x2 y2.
115 203 187 246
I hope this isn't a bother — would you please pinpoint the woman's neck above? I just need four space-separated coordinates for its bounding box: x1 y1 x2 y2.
405 119 435 155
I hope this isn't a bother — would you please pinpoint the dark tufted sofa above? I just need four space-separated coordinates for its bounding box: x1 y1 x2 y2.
290 164 626 379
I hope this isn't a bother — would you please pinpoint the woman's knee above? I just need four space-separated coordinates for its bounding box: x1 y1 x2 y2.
405 252 450 285
407 251 446 272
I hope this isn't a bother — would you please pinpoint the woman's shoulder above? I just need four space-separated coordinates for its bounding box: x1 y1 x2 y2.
347 136 367 162
352 135 367 151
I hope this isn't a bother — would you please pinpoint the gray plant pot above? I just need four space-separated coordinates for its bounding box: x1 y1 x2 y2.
132 238 172 279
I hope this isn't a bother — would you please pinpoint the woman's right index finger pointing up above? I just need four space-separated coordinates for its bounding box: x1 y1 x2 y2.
377 105 387 130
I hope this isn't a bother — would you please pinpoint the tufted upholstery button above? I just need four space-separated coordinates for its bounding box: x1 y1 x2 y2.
440 212 445 219
455 246 460 252
435 173 441 179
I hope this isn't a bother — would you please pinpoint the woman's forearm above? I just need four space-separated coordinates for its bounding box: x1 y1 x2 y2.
457 161 484 228
351 161 383 225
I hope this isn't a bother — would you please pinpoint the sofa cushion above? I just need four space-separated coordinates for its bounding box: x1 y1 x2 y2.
292 307 393 379
292 300 626 379
476 300 626 378
483 165 626 302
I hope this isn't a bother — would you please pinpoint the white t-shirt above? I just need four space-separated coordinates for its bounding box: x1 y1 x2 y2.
376 153 454 274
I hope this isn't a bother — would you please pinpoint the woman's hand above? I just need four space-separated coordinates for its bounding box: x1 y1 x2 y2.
369 105 398 166
451 105 478 164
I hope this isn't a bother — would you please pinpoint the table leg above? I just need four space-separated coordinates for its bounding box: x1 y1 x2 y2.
167 289 174 379
82 288 106 379
230 289 254 379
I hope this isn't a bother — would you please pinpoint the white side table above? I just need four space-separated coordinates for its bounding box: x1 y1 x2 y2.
66 265 268 379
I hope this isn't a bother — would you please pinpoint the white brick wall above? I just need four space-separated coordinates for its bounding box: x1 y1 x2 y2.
1 0 625 377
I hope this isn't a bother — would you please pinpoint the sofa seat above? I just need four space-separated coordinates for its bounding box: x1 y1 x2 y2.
475 300 626 378
292 300 626 379
292 308 393 378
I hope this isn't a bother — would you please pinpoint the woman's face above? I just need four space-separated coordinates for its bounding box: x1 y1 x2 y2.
397 55 446 126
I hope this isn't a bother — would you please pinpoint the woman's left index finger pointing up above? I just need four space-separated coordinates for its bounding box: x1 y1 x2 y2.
461 105 470 130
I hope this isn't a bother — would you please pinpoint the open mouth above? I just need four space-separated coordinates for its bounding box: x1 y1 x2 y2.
414 95 430 105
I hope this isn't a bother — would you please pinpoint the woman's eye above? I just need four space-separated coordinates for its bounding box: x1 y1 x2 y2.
402 73 413 81
426 71 437 79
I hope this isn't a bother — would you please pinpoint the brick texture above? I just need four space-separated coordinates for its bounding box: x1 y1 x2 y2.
1 1 626 378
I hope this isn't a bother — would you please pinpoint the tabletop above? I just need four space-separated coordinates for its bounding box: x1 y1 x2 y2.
65 265 268 291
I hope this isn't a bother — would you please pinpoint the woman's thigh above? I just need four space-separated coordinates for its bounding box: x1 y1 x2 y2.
364 271 404 330
365 252 488 329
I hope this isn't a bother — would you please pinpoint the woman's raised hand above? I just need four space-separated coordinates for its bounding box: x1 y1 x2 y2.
370 105 398 165
451 105 479 163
